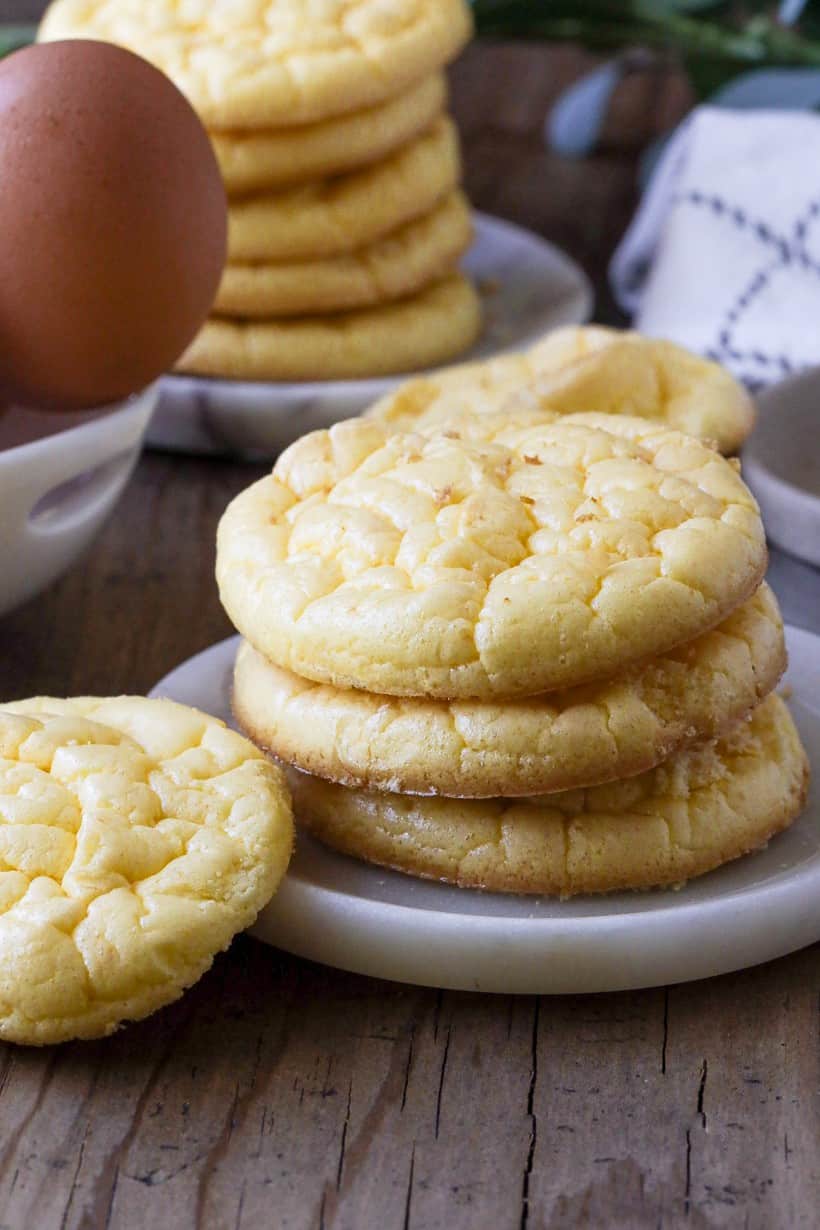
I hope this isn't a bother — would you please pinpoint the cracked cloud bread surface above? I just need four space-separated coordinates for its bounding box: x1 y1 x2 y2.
367 325 755 454
216 415 767 700
287 695 809 895
39 0 472 130
0 697 293 1045
233 584 786 798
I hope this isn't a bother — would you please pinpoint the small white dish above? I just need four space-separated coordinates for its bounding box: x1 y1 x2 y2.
151 625 820 995
148 212 593 459
743 367 820 569
0 386 157 618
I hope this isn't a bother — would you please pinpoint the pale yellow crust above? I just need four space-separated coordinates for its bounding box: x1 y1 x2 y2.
216 415 767 699
226 116 460 262
367 325 756 454
0 696 293 1045
39 0 473 130
234 584 786 798
178 273 481 381
288 695 809 896
215 190 472 318
212 73 447 196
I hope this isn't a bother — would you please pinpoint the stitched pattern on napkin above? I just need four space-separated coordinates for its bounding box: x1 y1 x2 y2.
672 189 820 388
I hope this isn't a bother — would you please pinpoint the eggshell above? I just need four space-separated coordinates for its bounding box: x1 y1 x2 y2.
0 40 227 409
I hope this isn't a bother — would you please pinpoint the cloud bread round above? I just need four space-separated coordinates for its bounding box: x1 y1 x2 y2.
216 415 767 700
215 190 472 318
288 695 808 895
226 116 460 262
39 0 472 131
212 73 447 196
233 584 786 798
178 273 481 381
367 325 755 454
0 696 293 1045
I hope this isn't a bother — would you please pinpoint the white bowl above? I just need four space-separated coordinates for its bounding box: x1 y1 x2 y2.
0 385 157 617
742 367 820 569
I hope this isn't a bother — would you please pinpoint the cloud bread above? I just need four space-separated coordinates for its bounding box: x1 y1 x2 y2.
367 325 755 454
39 0 472 131
0 696 293 1044
287 695 808 895
178 273 481 381
216 415 767 699
212 73 447 196
226 116 460 262
215 190 472 318
233 584 786 797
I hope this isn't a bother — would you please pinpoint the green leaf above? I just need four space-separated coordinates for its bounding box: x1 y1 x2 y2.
0 25 35 58
470 2 820 69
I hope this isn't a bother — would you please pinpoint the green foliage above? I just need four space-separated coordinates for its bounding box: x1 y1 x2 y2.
470 1 820 96
0 25 35 59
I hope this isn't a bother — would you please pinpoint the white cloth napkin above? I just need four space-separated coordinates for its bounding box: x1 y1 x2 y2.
610 106 820 387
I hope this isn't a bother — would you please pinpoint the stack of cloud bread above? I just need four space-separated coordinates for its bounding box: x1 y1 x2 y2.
39 0 481 382
216 338 808 897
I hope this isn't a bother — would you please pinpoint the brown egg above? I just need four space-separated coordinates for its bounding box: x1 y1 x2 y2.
0 40 227 409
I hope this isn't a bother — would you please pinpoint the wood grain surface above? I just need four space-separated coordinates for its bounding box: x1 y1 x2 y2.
0 21 817 1230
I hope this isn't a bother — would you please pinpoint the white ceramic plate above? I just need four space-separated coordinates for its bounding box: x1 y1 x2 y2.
743 367 820 569
150 626 820 994
148 212 593 459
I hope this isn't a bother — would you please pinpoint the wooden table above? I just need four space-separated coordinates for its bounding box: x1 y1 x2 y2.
0 35 818 1230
